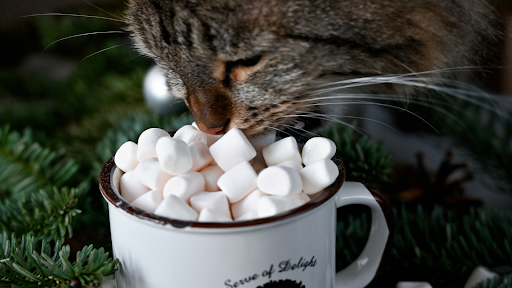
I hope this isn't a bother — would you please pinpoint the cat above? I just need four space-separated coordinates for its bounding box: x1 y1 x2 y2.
124 0 501 138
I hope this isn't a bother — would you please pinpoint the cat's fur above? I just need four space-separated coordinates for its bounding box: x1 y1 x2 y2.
124 0 499 137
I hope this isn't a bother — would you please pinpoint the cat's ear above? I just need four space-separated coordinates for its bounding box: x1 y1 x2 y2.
215 54 265 87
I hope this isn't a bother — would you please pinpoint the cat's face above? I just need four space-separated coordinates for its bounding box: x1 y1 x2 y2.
125 0 497 137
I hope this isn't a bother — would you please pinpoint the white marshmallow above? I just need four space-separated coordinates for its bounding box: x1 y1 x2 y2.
137 128 170 161
301 137 337 166
262 136 302 166
132 157 173 192
257 195 304 218
154 194 198 221
217 161 258 203
235 210 259 221
190 191 231 219
131 190 163 213
231 189 266 219
209 128 257 171
188 142 214 172
115 141 139 172
191 122 222 146
277 160 303 172
464 267 499 288
197 208 233 222
162 172 205 201
257 166 303 196
119 170 151 202
248 131 276 153
199 165 224 192
299 159 339 194
173 125 207 145
156 137 193 175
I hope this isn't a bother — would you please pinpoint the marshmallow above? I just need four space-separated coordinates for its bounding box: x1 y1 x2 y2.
197 208 233 222
257 166 303 196
209 128 257 171
199 165 224 192
217 161 258 203
235 210 259 221
137 128 170 161
173 125 207 145
190 191 231 219
162 172 205 201
154 194 198 221
464 267 499 288
248 131 276 153
258 196 304 218
131 190 163 213
299 159 339 194
277 160 303 172
262 136 302 166
301 137 337 166
119 170 151 202
115 141 139 172
191 122 222 146
189 142 214 172
132 157 173 192
231 189 266 219
156 137 193 175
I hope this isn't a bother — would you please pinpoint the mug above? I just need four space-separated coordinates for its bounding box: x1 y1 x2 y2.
99 154 393 288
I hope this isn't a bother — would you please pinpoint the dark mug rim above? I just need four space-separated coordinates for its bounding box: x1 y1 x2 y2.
99 133 346 229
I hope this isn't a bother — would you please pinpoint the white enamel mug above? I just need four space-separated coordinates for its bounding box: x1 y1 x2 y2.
99 154 393 288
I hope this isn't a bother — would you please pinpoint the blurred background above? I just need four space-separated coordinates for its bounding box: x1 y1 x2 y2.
0 0 511 287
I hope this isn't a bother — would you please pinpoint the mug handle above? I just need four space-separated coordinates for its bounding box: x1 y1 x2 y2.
334 181 394 288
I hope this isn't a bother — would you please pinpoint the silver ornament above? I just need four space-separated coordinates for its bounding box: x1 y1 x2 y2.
143 65 185 114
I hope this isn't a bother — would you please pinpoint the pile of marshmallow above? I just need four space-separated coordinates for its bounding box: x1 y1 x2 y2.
114 124 339 222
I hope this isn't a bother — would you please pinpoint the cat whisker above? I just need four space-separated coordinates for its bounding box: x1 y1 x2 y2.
20 13 126 23
301 101 439 133
80 0 124 20
282 113 373 138
279 123 320 138
288 111 401 134
42 31 125 53
307 75 498 114
80 44 126 61
265 126 293 137
293 93 475 124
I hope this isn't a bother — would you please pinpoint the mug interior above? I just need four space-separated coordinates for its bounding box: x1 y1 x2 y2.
99 135 346 229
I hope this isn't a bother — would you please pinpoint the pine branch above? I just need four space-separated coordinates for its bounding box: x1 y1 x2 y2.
0 187 81 243
0 233 118 288
321 124 394 189
0 125 87 200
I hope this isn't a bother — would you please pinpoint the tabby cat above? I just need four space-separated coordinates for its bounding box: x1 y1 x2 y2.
124 0 500 137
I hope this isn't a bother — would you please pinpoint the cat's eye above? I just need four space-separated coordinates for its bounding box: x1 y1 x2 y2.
223 54 264 87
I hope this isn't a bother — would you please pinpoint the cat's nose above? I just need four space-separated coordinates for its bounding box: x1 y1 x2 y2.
187 90 232 135
199 120 230 135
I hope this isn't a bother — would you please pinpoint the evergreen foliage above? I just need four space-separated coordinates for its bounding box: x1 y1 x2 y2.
0 125 88 200
0 233 117 287
0 187 80 243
